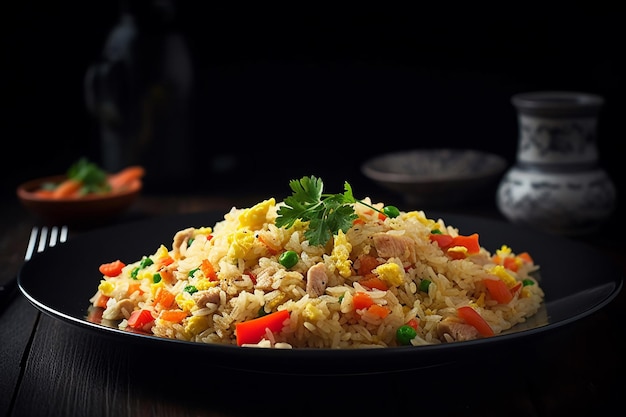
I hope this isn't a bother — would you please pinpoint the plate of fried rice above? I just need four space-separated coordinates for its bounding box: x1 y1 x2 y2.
18 177 623 375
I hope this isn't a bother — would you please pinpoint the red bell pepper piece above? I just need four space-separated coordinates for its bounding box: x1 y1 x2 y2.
235 309 290 346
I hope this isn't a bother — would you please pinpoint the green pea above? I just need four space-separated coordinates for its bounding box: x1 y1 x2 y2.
184 285 198 294
419 279 431 292
130 267 140 279
188 267 200 277
396 325 417 345
430 228 442 234
382 205 400 218
152 273 162 283
522 279 535 286
279 250 299 268
139 257 154 268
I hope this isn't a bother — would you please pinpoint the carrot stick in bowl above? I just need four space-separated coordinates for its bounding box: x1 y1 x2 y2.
108 166 145 191
51 178 82 199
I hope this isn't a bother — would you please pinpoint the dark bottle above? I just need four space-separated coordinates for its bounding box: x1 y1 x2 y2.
84 0 194 192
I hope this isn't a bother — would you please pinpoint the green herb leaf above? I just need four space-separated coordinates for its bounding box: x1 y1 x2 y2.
66 157 110 194
276 176 360 246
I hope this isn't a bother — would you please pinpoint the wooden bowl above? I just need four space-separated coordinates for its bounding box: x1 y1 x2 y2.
17 175 142 228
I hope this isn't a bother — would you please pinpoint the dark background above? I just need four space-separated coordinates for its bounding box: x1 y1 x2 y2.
2 2 624 203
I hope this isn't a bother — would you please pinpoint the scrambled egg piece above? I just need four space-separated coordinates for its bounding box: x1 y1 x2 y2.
330 230 352 278
488 265 517 287
266 292 286 310
185 315 210 335
98 280 114 296
195 226 213 236
137 270 154 281
151 281 164 298
238 198 275 231
447 246 468 257
496 245 512 257
408 211 438 229
303 303 324 321
227 230 255 260
154 244 170 261
475 292 486 307
375 261 404 287
175 292 195 312
195 278 218 291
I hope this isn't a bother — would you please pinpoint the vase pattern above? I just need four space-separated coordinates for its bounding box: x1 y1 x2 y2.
496 91 616 235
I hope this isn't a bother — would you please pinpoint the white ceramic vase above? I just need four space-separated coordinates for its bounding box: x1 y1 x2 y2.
496 91 617 235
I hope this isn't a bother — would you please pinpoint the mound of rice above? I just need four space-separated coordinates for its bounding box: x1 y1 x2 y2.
89 196 544 348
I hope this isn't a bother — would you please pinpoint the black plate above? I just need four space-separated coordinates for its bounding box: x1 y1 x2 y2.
18 211 623 375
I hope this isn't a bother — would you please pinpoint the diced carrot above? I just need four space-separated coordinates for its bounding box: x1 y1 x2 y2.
359 276 389 291
93 293 110 308
510 282 523 297
406 318 419 330
99 260 126 277
503 256 520 272
201 259 218 281
159 309 188 323
429 233 454 249
127 282 142 296
457 306 494 337
352 292 374 310
51 178 82 199
235 309 290 346
451 233 480 254
157 268 176 284
357 255 380 276
518 252 534 264
483 278 514 304
157 255 174 267
107 165 145 191
127 309 154 329
352 218 365 226
367 304 390 319
154 287 176 310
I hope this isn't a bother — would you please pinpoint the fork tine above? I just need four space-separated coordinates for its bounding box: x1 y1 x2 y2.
59 225 68 243
24 226 39 261
49 226 59 247
37 226 49 254
24 225 69 262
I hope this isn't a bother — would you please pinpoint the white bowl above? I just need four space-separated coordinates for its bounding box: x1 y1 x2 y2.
361 149 508 207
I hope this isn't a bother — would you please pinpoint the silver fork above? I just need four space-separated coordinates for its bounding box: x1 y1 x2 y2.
0 225 69 307
24 225 69 261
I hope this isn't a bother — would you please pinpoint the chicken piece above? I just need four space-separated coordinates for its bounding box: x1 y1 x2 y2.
194 287 222 307
306 262 328 298
172 227 195 257
372 233 416 263
437 317 480 342
102 298 135 321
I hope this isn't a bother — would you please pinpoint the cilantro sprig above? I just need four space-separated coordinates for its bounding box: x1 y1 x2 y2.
67 158 110 195
275 176 397 246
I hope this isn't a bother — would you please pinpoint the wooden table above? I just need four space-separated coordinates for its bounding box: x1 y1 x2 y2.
2 193 625 417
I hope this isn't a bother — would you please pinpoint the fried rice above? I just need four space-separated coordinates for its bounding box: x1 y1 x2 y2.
89 193 544 348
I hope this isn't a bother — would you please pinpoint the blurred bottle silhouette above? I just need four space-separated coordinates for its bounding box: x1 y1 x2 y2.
85 0 193 192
